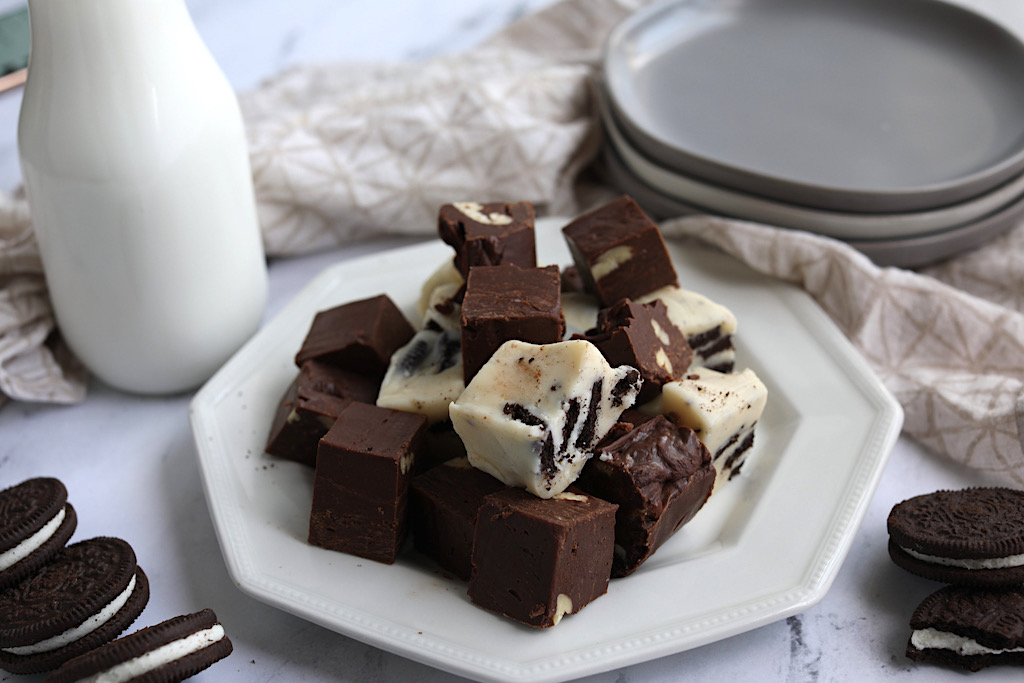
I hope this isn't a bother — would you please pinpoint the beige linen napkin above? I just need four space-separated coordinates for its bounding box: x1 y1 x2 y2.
1 0 1022 484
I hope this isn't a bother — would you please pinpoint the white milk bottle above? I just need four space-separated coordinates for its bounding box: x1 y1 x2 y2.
18 0 268 394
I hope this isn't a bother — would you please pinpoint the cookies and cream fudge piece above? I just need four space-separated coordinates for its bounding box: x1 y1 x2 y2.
576 416 715 577
376 327 464 424
460 264 565 383
637 285 737 373
309 403 426 564
561 195 677 306
449 339 642 499
266 360 380 467
577 299 693 404
408 458 507 581
660 367 767 484
295 295 415 379
438 201 536 279
468 487 617 628
378 280 465 423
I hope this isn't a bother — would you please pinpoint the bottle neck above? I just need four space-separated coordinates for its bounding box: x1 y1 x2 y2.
27 0 196 74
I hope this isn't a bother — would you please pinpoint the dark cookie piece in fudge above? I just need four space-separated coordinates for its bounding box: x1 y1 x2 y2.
468 487 617 628
309 403 427 564
576 416 714 577
266 360 381 467
577 298 692 404
409 458 507 581
460 264 565 382
294 295 414 378
906 585 1024 671
561 196 677 306
438 201 536 279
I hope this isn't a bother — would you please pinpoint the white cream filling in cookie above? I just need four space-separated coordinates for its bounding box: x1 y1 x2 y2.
3 574 137 656
0 506 65 572
902 547 1024 570
79 624 226 683
911 627 1024 656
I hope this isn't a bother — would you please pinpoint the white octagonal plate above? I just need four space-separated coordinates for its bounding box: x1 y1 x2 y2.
190 218 902 682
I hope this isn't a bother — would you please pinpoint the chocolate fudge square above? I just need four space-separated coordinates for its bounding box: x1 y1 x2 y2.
295 294 414 378
561 195 678 306
460 264 565 382
577 415 714 577
578 298 693 404
308 402 427 564
266 360 380 467
409 458 507 581
468 487 617 628
438 201 536 279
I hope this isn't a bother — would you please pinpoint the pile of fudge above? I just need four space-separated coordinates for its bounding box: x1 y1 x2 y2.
265 195 768 628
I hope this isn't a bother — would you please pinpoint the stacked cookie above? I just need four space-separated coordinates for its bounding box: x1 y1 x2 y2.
0 477 231 681
887 487 1024 671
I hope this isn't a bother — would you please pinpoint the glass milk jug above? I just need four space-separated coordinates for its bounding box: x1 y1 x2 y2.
17 0 268 394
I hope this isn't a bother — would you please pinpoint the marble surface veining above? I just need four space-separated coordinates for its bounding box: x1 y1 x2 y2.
2 1 1024 682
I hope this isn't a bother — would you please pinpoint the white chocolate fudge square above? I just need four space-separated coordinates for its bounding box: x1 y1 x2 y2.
377 327 464 423
660 367 767 484
637 285 737 372
449 339 641 498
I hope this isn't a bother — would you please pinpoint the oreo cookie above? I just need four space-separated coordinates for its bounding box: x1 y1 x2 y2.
46 609 232 683
887 487 1024 587
0 537 150 674
0 477 77 590
906 584 1024 671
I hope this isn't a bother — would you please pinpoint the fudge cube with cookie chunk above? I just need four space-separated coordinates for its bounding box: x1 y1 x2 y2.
308 403 426 564
438 201 536 279
294 295 414 379
637 286 737 373
408 458 507 581
468 487 617 628
266 360 381 467
576 415 715 577
561 195 677 306
460 264 565 383
450 339 642 499
577 298 693 404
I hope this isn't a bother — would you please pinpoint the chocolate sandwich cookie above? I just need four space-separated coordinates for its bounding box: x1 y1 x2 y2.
887 487 1024 587
0 537 150 674
906 584 1024 671
46 609 232 683
0 477 77 590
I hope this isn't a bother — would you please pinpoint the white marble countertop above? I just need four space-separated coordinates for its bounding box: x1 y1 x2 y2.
2 1 1024 681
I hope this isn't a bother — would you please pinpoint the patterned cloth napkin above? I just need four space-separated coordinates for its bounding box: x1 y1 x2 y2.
1 0 1022 484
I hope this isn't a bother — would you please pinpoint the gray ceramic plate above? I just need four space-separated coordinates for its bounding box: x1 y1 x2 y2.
599 86 1024 241
603 0 1024 213
599 142 1024 269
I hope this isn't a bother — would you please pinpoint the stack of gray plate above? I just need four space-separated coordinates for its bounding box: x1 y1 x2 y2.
599 0 1024 267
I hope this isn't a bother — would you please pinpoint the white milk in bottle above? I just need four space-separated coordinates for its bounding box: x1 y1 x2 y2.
18 0 268 394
